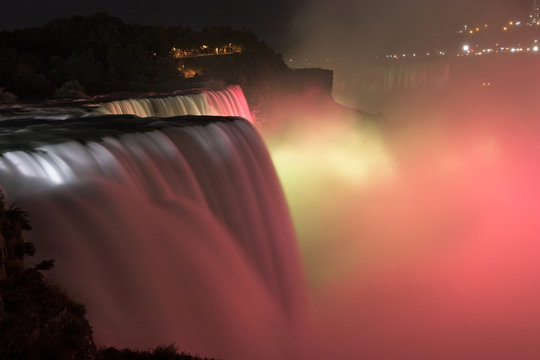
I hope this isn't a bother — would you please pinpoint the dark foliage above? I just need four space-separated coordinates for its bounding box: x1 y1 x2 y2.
0 192 95 359
0 88 18 104
0 13 281 99
34 259 56 271
0 269 95 360
54 80 87 99
97 345 217 360
0 192 34 278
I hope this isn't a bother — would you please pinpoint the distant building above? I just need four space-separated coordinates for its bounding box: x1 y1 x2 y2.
170 44 242 59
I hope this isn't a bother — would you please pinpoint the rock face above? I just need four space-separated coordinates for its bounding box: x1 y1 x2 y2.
0 192 96 359
290 68 334 96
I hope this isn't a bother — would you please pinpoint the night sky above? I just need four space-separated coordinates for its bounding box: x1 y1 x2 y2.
0 0 533 55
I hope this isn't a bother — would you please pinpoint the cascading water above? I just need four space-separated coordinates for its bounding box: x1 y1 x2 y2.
95 85 253 122
0 89 305 359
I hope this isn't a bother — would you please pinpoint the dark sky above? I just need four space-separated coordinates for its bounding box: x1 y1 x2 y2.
0 0 300 44
0 0 532 54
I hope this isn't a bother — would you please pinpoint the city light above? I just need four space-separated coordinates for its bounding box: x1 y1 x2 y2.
380 8 540 61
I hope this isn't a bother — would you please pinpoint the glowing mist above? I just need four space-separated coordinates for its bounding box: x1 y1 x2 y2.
262 60 540 359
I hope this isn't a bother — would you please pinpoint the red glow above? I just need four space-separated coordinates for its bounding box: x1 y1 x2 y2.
264 57 540 358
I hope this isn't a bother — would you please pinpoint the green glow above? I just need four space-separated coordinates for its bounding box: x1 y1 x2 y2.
264 119 395 284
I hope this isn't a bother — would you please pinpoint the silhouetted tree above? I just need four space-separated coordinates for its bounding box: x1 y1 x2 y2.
0 12 289 98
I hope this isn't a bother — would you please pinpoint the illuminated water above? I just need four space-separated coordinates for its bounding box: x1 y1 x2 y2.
95 85 253 122
0 89 304 359
2 70 540 359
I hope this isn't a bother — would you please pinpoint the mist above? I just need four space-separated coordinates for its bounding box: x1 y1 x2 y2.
261 66 540 359
260 0 540 358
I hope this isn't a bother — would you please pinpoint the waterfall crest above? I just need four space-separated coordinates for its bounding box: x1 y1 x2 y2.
95 85 253 122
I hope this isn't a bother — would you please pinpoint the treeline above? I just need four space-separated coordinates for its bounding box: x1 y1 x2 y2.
0 12 280 99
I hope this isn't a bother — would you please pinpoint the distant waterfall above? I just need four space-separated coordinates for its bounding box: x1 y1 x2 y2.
0 114 304 359
95 85 253 122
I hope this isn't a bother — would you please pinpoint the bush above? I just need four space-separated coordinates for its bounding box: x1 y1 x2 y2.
0 88 17 104
96 344 217 359
54 80 87 99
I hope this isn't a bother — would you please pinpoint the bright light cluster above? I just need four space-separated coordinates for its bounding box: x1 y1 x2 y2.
458 39 540 57
381 8 540 61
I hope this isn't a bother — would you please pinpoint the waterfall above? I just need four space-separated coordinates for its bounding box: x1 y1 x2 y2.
0 112 305 359
95 85 253 122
